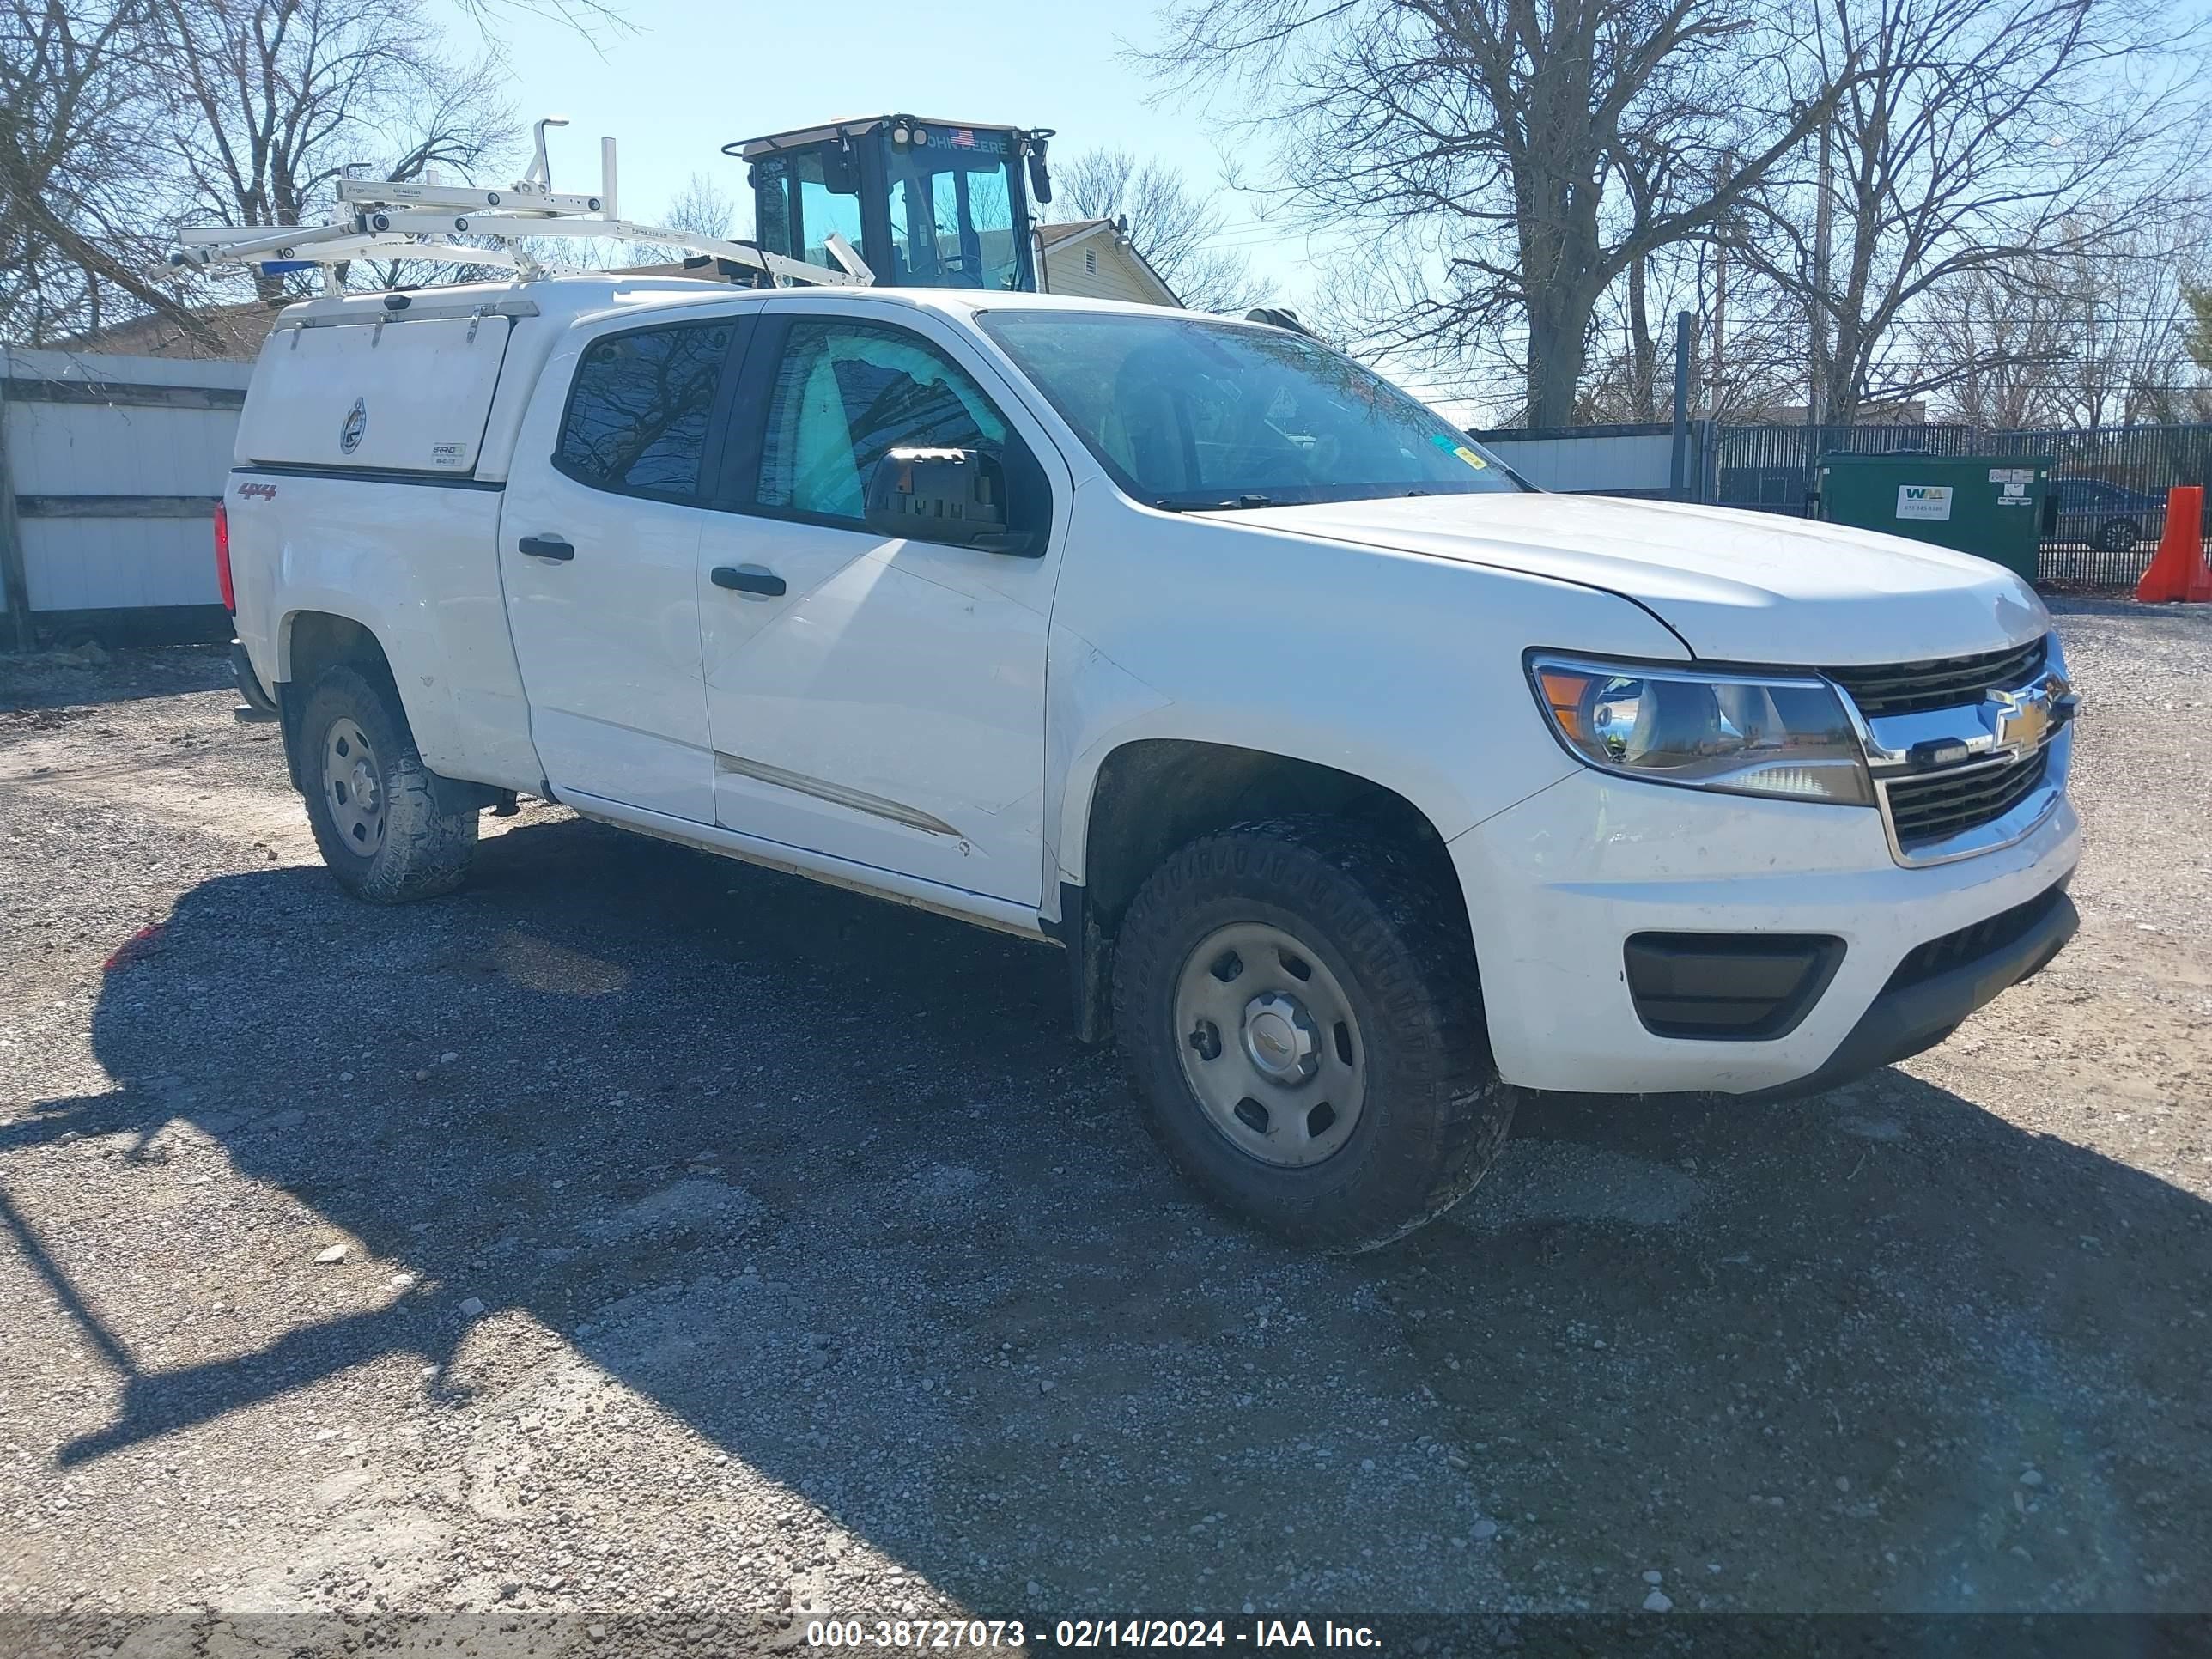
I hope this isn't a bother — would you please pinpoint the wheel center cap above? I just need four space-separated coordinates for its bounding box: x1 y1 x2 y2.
351 760 378 810
1243 994 1318 1085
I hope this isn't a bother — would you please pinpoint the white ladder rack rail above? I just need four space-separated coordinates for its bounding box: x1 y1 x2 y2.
164 120 872 291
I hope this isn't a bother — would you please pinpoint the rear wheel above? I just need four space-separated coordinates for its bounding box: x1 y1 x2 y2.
2094 517 2142 552
1112 816 1516 1252
299 665 477 902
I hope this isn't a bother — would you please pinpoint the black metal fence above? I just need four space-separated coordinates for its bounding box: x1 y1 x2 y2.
1711 422 2212 587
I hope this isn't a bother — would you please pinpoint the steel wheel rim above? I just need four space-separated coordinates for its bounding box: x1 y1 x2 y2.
1172 920 1366 1168
322 716 386 856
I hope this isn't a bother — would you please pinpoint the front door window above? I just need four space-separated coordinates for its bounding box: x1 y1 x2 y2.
755 319 1011 524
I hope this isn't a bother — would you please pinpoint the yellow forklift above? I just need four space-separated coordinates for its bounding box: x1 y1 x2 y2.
732 114 1054 292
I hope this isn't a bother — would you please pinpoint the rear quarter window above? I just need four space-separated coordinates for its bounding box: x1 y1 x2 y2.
555 322 733 501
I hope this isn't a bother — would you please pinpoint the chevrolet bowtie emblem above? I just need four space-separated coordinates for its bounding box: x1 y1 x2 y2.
1990 673 2072 755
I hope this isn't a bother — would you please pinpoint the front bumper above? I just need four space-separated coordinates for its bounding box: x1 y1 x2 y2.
1738 882 2075 1101
1449 768 2082 1095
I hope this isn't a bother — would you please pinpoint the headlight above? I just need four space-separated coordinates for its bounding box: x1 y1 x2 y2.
1528 655 1874 806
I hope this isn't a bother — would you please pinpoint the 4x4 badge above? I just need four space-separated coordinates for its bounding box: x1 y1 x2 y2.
339 397 367 455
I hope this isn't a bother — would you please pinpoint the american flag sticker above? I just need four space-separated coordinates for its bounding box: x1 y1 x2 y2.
951 129 975 147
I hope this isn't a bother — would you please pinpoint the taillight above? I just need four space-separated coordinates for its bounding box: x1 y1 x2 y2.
214 501 234 611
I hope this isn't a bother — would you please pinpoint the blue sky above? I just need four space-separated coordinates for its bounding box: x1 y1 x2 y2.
449 0 1310 298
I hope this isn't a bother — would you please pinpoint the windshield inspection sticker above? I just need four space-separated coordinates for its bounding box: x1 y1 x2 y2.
1431 434 1490 469
1897 483 1953 521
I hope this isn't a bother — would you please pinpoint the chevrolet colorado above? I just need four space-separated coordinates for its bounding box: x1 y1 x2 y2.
220 276 2081 1249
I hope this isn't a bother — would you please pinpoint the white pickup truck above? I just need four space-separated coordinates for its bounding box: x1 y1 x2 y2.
221 275 2081 1249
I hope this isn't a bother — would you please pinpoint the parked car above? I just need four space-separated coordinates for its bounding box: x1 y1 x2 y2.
218 276 2081 1249
2055 477 2167 551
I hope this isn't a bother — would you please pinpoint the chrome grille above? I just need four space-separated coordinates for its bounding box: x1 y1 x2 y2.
1882 749 2051 847
1826 637 2048 718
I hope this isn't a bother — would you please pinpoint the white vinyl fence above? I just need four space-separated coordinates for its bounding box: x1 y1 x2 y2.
1474 422 1678 497
1 348 249 648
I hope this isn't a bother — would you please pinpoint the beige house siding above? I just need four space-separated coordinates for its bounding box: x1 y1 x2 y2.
1036 223 1181 308
1042 243 1162 306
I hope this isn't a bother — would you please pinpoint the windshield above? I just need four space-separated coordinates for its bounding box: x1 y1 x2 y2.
884 129 1030 291
976 312 1522 509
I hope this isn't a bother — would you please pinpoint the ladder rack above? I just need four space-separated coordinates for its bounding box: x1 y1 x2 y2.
166 119 872 293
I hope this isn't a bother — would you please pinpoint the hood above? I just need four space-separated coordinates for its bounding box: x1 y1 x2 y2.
1230 493 2049 666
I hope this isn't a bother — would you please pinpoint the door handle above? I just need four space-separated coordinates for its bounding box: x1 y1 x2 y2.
711 565 787 598
518 535 574 562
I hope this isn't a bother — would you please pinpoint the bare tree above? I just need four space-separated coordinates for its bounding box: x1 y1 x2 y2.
1578 239 1804 422
1146 0 1844 425
1914 269 2073 428
661 171 741 240
0 0 218 343
2057 227 2212 428
1049 145 1264 313
1740 0 2210 424
1577 150 1684 423
1917 223 2212 428
617 169 746 265
148 0 515 302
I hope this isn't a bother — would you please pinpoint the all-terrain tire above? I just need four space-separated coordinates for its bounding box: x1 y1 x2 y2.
298 664 477 903
1111 815 1516 1252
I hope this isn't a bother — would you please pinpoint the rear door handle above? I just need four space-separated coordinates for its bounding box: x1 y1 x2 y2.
711 565 787 598
518 535 574 562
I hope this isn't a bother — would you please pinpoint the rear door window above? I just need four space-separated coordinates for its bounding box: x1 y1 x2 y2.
555 320 739 502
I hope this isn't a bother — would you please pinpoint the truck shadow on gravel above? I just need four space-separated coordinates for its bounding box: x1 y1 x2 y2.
13 811 2212 1612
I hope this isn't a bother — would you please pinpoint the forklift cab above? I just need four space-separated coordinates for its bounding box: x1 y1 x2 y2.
729 115 1053 292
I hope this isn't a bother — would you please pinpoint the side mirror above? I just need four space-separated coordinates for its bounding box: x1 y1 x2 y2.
1026 138 1053 207
865 447 1047 556
821 141 859 197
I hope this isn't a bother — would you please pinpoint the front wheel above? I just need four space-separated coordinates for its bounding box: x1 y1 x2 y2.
1112 816 1516 1252
298 665 477 902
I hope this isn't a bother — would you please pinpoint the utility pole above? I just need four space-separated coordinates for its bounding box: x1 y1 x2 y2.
1807 117 1833 516
1705 153 1735 506
2084 292 2101 434
1670 311 1696 501
1808 118 1832 429
1711 245 1727 426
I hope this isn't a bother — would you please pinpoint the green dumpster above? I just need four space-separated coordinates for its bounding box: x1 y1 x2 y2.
1813 453 2052 583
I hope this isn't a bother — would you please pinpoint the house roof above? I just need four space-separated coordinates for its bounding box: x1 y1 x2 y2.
1036 218 1113 249
56 299 288 362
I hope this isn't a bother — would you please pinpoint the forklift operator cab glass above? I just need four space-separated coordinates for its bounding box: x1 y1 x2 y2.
979 312 1527 511
752 150 865 276
885 131 1029 291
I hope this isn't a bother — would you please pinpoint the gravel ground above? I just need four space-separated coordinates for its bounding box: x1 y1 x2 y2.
1 603 2209 1644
